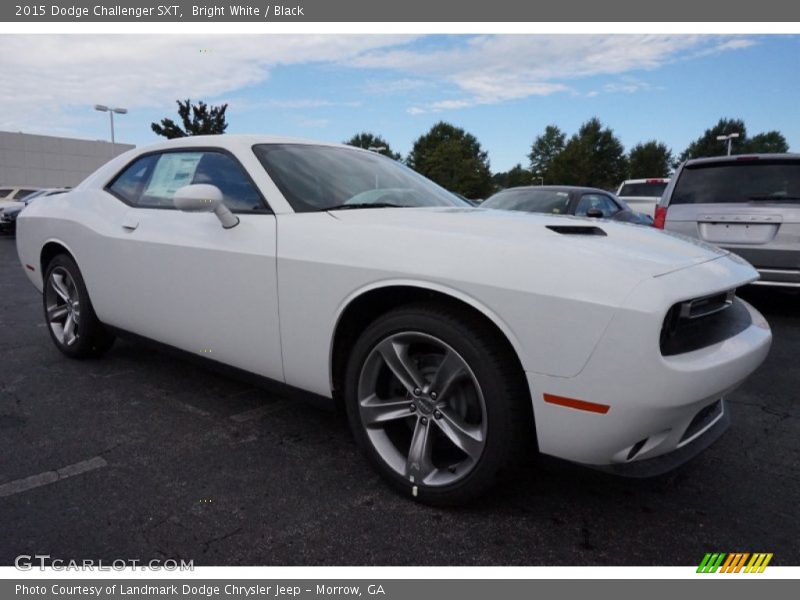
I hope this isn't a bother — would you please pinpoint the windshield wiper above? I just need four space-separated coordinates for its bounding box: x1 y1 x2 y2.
323 202 408 211
748 195 800 201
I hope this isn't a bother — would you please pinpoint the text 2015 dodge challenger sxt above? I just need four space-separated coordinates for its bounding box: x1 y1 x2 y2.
16 136 771 504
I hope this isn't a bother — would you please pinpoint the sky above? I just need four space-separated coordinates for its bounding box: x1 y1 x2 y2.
0 34 798 172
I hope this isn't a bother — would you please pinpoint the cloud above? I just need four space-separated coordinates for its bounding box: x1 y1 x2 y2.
352 35 754 111
0 34 413 133
220 97 362 111
362 78 429 95
296 117 330 128
601 77 658 94
0 34 756 134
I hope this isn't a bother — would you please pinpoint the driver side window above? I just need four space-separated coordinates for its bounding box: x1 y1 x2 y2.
108 150 268 212
575 194 620 218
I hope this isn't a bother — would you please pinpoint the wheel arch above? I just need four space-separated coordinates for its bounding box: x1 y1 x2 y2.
329 280 530 407
40 239 77 275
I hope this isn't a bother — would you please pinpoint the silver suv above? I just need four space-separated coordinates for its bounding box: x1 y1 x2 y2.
656 154 800 288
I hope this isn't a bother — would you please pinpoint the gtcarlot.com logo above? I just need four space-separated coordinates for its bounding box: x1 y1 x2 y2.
697 552 773 573
14 554 193 571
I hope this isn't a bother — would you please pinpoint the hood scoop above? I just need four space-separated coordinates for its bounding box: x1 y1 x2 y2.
546 225 607 237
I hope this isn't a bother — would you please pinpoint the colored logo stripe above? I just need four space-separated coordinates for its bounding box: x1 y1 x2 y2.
697 553 773 573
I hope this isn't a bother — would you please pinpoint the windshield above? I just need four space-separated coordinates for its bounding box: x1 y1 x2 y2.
672 160 800 204
482 188 571 214
253 144 465 212
618 182 668 197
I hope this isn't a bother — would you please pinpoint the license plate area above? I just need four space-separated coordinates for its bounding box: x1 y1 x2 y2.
698 214 780 244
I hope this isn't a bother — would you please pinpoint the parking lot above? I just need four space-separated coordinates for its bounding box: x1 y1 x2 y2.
0 234 798 566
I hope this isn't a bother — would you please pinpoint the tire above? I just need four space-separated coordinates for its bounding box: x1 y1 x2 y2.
43 254 115 358
344 302 532 505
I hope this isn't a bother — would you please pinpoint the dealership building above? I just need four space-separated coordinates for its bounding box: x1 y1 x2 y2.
0 131 134 189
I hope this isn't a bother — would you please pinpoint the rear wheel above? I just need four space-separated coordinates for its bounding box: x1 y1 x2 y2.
43 254 115 358
344 303 531 505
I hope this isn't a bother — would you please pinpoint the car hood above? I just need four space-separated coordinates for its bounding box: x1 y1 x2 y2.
328 206 730 278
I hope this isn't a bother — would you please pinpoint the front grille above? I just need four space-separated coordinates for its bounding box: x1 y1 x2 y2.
660 291 751 356
680 400 723 443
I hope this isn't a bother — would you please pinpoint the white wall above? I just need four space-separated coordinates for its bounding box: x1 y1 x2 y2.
0 131 135 188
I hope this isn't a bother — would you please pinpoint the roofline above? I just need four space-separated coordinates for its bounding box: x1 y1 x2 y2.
684 153 800 166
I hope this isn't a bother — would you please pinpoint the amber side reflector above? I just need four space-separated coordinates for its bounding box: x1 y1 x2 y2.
543 393 610 414
25 264 35 271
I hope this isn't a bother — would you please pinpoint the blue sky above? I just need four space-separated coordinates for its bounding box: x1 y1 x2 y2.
1 34 798 171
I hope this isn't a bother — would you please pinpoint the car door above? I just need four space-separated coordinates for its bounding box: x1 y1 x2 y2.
98 148 284 382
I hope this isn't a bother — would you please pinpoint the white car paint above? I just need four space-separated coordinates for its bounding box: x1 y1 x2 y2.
16 135 771 474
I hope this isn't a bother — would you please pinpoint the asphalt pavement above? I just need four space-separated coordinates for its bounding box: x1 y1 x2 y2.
1 234 798 566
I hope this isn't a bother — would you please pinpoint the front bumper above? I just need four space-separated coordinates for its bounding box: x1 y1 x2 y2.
526 256 771 475
589 400 730 477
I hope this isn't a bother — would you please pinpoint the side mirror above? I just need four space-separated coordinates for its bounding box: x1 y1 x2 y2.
585 208 604 219
174 184 239 229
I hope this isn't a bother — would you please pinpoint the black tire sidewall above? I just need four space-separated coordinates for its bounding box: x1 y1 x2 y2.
344 306 522 505
43 254 110 358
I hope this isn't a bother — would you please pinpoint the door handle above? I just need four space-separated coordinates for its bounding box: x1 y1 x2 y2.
121 215 139 231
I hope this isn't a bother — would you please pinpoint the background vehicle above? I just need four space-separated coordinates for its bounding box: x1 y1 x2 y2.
16 136 771 504
657 154 800 288
616 178 669 218
0 186 39 204
482 185 653 225
0 188 69 234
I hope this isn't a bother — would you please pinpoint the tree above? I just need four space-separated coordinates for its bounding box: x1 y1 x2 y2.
151 99 229 139
492 164 533 190
528 125 566 182
744 131 789 154
407 122 493 199
628 141 673 178
677 118 790 165
677 118 747 164
548 118 628 190
344 132 401 160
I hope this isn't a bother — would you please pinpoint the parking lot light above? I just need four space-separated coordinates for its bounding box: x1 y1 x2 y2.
95 104 128 153
716 132 740 156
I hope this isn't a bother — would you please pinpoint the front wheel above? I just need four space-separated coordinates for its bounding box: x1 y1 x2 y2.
43 254 115 358
344 303 532 505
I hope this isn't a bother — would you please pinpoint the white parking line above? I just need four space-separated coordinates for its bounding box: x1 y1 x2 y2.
0 456 107 499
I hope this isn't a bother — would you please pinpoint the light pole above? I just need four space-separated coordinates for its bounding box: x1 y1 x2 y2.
535 171 544 186
95 105 128 154
367 146 388 187
716 132 739 156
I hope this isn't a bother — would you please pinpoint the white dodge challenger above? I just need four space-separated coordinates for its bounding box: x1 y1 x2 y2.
16 136 771 504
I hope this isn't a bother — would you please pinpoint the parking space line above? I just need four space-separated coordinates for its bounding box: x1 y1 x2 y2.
0 456 107 499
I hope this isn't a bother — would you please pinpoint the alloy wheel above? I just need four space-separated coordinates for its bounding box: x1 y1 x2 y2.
357 331 487 487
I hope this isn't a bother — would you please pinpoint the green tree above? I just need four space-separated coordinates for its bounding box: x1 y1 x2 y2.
528 125 566 182
744 131 789 154
677 118 790 165
407 121 493 199
151 99 229 139
492 164 533 190
548 118 628 190
628 141 673 178
344 132 402 160
677 118 746 164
